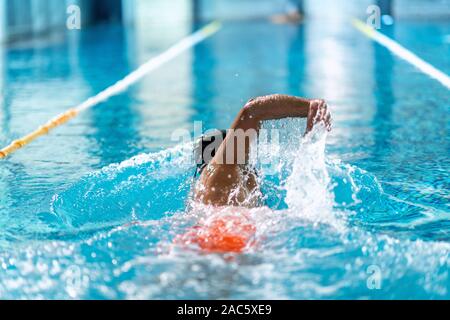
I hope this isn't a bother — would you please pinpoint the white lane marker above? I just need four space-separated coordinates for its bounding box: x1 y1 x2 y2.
352 19 450 90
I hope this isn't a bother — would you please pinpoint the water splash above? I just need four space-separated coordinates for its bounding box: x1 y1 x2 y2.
50 143 195 229
2 119 448 299
285 125 335 223
49 119 383 238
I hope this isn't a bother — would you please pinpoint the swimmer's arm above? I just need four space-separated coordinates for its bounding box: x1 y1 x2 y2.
214 95 331 165
238 94 331 133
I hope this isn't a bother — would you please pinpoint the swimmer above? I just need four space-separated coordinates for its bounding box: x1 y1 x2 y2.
270 9 303 24
271 0 304 24
177 95 331 254
193 94 332 208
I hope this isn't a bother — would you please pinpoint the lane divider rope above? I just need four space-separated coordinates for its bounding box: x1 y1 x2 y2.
352 18 450 90
0 21 222 159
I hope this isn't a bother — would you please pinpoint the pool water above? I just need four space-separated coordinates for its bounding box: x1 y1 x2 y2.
0 18 449 299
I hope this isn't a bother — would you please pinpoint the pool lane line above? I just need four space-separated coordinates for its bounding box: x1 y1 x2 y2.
0 21 222 159
352 18 450 90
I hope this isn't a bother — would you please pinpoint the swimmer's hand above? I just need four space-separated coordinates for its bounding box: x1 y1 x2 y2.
306 99 332 134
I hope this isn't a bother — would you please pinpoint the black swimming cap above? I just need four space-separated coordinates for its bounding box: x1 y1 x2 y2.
194 129 227 168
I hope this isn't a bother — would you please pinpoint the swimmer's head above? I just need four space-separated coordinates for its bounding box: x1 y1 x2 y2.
194 129 227 173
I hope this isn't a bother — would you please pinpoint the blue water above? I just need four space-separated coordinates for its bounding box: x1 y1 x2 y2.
0 18 449 299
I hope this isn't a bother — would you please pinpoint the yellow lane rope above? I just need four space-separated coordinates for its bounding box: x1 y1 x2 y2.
0 21 222 159
0 109 78 158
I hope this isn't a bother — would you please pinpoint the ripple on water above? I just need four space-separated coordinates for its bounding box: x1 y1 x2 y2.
0 122 448 299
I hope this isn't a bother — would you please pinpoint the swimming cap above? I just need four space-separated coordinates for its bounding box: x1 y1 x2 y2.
194 129 227 174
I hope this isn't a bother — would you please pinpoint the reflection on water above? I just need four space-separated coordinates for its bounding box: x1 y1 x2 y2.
77 25 142 164
0 16 449 299
1 122 448 299
372 24 395 160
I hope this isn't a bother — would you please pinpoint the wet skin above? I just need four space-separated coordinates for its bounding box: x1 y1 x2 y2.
194 94 332 207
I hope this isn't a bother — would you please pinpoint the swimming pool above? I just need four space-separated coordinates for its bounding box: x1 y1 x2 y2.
0 18 449 299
